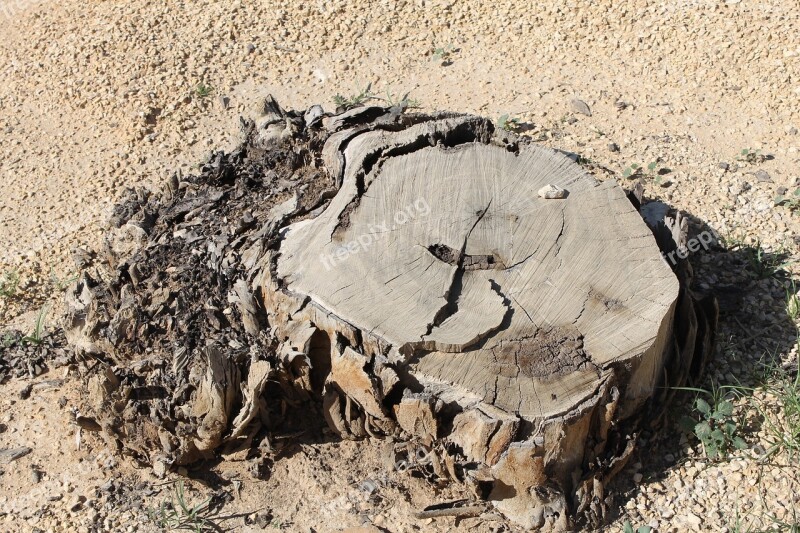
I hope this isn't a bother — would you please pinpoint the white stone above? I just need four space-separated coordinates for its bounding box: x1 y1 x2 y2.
537 184 568 199
686 512 703 525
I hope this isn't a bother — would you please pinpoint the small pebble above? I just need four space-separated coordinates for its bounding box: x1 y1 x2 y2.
570 98 592 116
686 512 702 525
538 184 569 199
70 496 85 512
755 169 772 183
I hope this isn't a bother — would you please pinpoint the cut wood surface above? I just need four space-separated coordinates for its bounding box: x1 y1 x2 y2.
261 110 706 529
65 99 717 531
274 115 677 419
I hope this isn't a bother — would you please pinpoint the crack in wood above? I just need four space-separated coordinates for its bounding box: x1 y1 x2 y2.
330 118 493 242
428 243 505 271
424 200 493 339
64 99 716 532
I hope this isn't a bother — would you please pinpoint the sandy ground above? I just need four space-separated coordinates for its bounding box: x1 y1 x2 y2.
1 0 799 532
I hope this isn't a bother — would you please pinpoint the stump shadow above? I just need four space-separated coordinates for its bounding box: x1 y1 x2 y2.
603 203 798 527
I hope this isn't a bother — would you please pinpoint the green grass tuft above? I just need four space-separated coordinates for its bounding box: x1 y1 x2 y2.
195 83 213 98
497 114 521 132
775 187 800 211
333 83 374 111
20 305 49 346
147 480 220 532
0 270 20 298
738 147 766 164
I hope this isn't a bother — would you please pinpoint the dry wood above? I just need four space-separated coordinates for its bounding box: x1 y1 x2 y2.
0 447 32 463
414 503 487 519
64 98 716 530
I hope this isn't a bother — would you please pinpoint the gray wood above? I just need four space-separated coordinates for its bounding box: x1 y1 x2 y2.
64 99 716 531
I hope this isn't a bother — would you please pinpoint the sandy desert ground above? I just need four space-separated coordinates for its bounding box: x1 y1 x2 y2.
1 0 799 532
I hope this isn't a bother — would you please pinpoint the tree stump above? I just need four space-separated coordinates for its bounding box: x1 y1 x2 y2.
65 99 716 530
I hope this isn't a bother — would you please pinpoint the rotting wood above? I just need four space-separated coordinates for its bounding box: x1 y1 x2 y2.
65 97 716 530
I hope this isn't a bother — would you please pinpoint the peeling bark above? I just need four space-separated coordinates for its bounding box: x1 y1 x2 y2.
65 98 716 530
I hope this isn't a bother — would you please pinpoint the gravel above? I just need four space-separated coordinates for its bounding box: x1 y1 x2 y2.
0 0 798 532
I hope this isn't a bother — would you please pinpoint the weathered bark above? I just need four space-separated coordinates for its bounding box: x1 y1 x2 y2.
65 98 716 530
